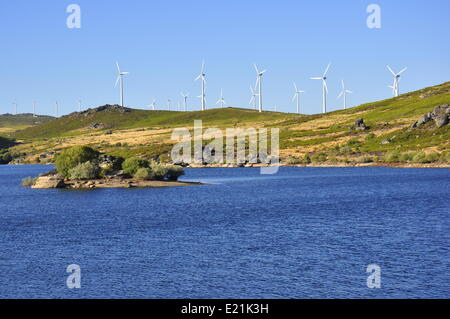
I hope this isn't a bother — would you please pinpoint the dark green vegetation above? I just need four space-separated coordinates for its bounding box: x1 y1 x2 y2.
0 114 54 132
55 146 100 178
2 81 450 166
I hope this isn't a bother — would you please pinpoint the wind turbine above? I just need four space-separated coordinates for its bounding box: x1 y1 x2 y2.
55 101 59 118
115 61 129 107
292 82 305 114
311 63 331 114
387 65 407 97
167 99 172 111
12 99 18 115
337 80 353 109
254 64 267 112
195 61 206 111
78 100 82 112
216 89 226 108
148 100 156 110
181 92 189 111
249 86 258 110
33 101 37 117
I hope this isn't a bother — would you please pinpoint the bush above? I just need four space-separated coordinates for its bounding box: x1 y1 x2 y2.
443 152 450 163
311 153 328 163
122 157 149 176
384 151 401 162
21 177 38 187
68 162 100 180
356 156 374 164
303 153 312 164
0 151 13 164
56 146 99 178
347 139 363 147
426 152 440 163
412 152 427 163
285 156 302 165
134 167 153 180
149 162 169 180
365 133 376 141
399 152 416 162
165 164 185 181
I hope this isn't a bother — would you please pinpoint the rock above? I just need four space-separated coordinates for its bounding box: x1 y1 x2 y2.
355 118 369 131
88 123 107 130
413 104 450 128
381 139 391 145
435 114 449 128
32 176 66 189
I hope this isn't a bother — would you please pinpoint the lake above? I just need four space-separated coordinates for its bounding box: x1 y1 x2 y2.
0 165 449 298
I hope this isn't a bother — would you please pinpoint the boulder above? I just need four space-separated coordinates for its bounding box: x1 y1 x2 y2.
32 176 66 189
355 118 369 131
435 114 449 128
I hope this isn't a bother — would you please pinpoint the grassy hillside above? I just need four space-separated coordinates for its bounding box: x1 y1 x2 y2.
4 81 450 166
0 114 55 134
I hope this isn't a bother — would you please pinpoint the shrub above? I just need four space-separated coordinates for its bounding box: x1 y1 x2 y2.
412 152 427 163
384 151 401 162
303 153 312 164
21 177 38 187
56 146 100 178
149 162 169 180
285 156 302 165
356 156 374 164
426 152 440 163
347 138 362 147
0 152 13 164
165 165 185 181
68 161 100 180
443 152 450 163
399 152 416 162
122 157 149 176
134 167 153 180
311 153 328 163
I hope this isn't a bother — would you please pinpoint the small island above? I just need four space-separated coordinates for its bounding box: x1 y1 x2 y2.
22 145 200 190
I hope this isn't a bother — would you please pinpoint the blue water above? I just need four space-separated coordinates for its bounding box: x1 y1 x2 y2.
0 165 449 299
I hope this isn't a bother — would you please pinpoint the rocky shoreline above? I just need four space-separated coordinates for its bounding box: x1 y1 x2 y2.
30 175 202 190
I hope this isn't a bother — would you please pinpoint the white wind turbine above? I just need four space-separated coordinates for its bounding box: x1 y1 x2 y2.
337 80 353 109
216 89 226 108
195 61 206 111
311 63 331 114
292 82 305 114
387 65 407 97
249 86 258 110
254 64 267 112
55 101 59 118
78 99 82 112
12 99 18 115
181 92 189 111
115 61 129 107
33 101 37 117
148 100 156 110
167 99 172 111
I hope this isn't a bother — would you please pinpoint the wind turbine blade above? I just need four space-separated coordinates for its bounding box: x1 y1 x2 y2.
311 77 322 80
347 90 353 94
323 80 329 94
114 76 120 88
292 94 298 102
254 64 259 74
293 82 298 91
116 61 121 73
260 70 267 75
341 80 345 90
195 75 201 81
398 67 408 75
386 65 396 76
323 63 331 77
337 92 344 99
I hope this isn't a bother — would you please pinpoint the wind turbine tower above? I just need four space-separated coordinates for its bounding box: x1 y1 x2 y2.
337 80 353 109
311 63 331 114
115 61 129 107
216 89 226 108
181 92 189 111
254 64 267 113
195 61 207 111
387 65 407 97
292 82 305 114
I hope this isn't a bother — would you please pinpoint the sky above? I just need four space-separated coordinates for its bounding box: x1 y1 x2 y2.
0 0 449 116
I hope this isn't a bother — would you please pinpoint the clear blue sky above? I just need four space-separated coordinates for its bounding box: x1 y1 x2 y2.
1 0 449 116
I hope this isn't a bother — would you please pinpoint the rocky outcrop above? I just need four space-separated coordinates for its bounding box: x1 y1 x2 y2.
350 118 369 131
412 104 450 128
32 176 66 189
